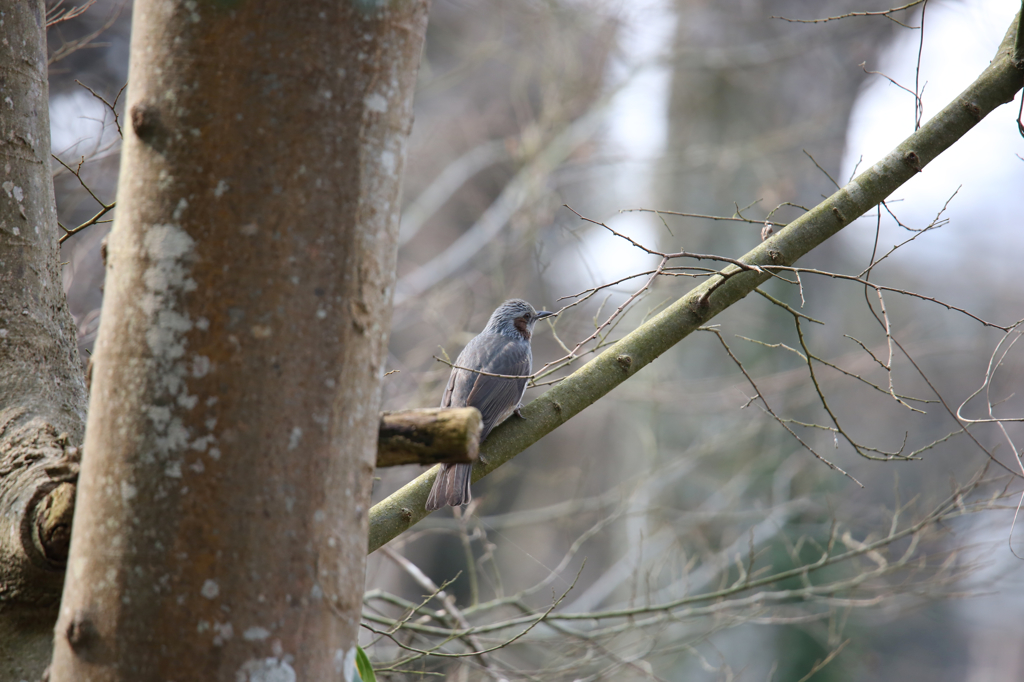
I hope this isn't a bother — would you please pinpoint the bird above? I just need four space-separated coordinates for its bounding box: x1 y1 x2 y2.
425 299 554 511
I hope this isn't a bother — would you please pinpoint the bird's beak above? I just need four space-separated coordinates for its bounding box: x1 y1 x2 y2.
536 310 556 319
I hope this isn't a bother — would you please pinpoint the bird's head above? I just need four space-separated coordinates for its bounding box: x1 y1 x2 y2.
486 299 555 341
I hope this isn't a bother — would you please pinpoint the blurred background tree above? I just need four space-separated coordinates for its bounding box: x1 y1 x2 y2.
48 0 1024 680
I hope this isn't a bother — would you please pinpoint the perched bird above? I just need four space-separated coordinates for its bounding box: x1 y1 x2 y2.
425 299 554 511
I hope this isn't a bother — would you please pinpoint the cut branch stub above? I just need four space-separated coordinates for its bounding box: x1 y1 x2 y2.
31 482 76 566
377 408 481 467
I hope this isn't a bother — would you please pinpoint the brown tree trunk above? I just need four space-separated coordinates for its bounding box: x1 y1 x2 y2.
48 1 429 679
0 2 89 680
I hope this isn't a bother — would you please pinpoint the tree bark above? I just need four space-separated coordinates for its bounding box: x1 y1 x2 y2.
48 1 429 679
0 2 88 679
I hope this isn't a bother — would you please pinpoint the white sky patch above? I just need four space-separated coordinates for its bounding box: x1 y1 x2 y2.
557 212 662 296
840 0 1024 286
604 0 675 199
551 1 675 299
49 89 122 157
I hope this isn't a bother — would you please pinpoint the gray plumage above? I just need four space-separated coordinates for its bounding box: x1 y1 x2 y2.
425 299 554 511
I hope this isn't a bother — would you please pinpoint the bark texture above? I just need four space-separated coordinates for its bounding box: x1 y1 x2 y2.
49 1 428 679
377 408 481 467
0 2 88 679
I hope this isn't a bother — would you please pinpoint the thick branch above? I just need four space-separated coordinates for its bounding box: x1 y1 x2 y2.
368 13 1024 553
377 408 481 467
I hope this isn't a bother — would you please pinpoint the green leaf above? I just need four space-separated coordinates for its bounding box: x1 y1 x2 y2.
355 645 377 682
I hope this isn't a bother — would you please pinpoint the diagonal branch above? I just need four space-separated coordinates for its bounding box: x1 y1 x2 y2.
368 13 1024 553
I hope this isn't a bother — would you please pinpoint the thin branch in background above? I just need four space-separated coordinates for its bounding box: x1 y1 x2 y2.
914 0 929 129
770 1 925 29
954 323 1024 557
886 326 1019 479
75 79 127 138
394 105 607 305
536 253 667 376
793 316 916 461
48 1 124 65
957 325 1024 428
398 138 509 248
751 288 939 413
794 639 851 682
562 205 788 311
703 326 862 485
622 205 787 229
379 546 506 676
363 470 1011 676
766 266 1013 332
364 564 584 662
45 0 95 27
861 187 959 282
753 288 823 326
531 193 1010 465
803 149 840 190
859 61 925 129
452 505 480 607
846 155 864 184
52 154 116 244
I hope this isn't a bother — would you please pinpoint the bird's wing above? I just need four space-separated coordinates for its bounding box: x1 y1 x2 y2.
449 333 532 440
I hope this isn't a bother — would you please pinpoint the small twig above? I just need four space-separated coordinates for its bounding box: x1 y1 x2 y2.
46 0 96 27
52 153 116 244
803 149 840 190
75 79 127 138
770 1 924 29
48 1 124 65
703 327 863 485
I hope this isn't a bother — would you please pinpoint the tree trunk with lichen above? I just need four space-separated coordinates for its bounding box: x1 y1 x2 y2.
0 2 89 680
44 0 429 679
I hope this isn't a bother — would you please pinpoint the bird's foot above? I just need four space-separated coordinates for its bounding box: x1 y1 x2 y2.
514 404 526 420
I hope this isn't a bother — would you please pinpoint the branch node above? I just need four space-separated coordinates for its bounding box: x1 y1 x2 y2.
902 150 923 172
962 99 982 120
65 609 100 655
130 102 165 144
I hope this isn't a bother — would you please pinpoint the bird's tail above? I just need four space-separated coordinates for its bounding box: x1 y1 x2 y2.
425 463 472 511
